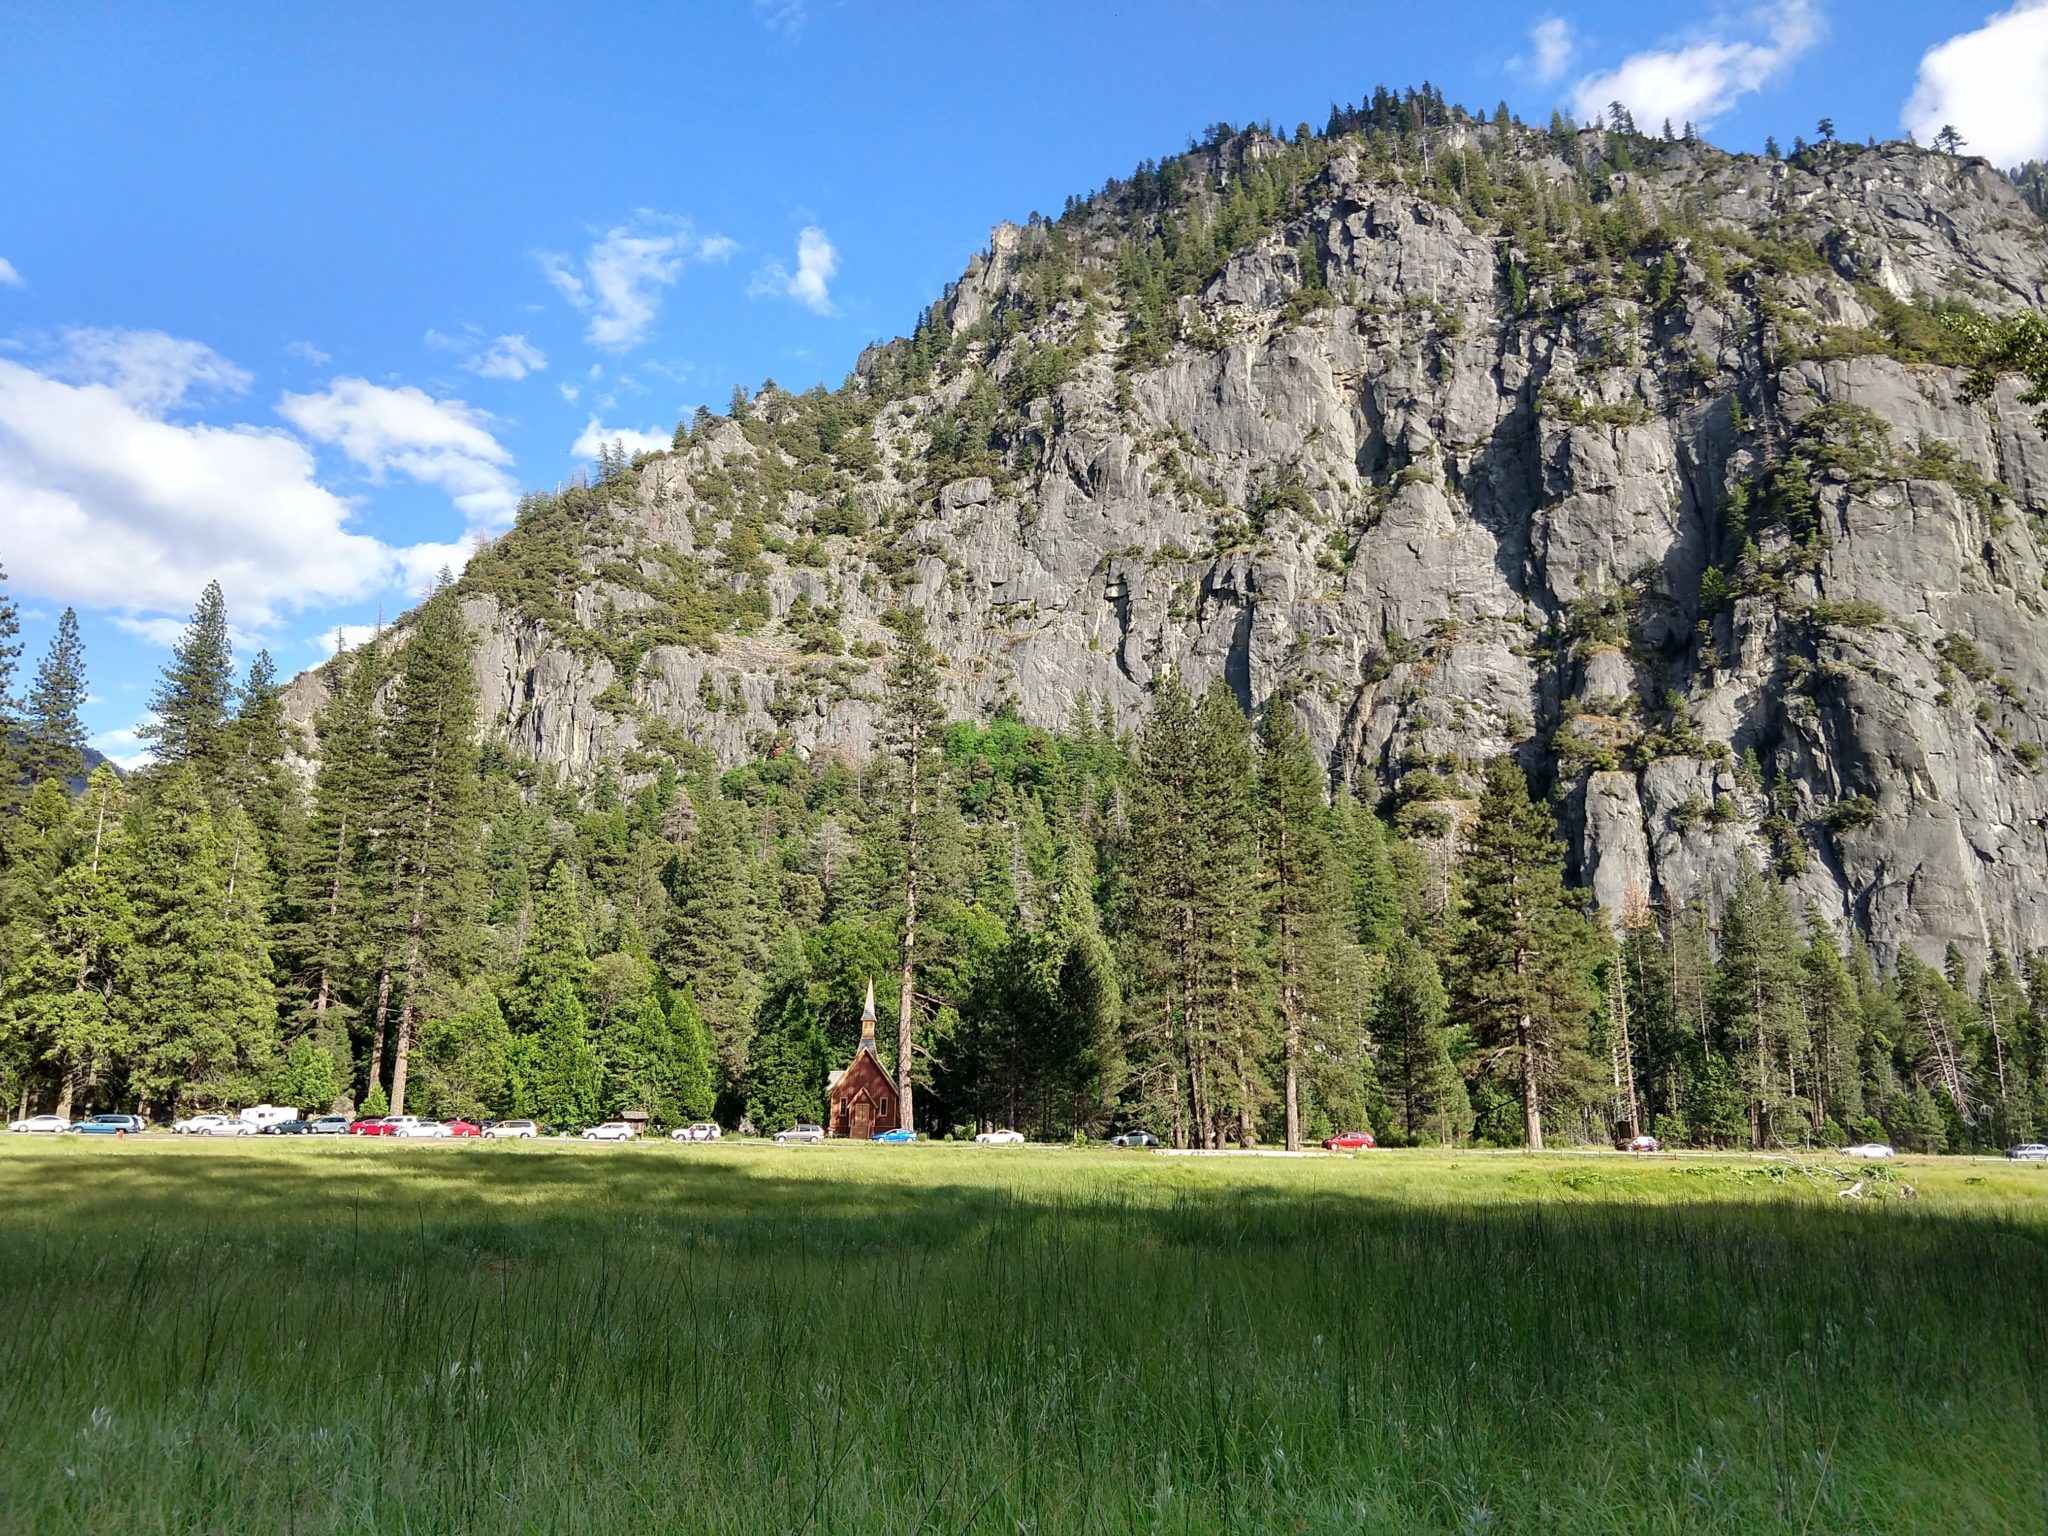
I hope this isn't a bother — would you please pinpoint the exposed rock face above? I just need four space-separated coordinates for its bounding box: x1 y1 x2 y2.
287 127 2048 967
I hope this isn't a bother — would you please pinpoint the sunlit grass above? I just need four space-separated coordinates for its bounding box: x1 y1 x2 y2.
2 1140 2043 1533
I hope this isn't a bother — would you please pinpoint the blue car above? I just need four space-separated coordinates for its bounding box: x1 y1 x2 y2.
71 1114 145 1136
871 1128 918 1144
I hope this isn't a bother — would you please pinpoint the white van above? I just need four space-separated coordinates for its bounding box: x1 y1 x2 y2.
239 1105 298 1128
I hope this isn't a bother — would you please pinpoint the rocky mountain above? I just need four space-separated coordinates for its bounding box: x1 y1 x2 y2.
286 102 2048 968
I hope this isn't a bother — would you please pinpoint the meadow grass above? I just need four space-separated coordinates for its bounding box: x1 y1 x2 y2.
0 1139 2043 1534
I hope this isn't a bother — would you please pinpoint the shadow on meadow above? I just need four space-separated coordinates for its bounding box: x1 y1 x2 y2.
2 1143 2045 1534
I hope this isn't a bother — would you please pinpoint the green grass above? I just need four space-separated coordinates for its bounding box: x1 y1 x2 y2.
2 1141 2044 1534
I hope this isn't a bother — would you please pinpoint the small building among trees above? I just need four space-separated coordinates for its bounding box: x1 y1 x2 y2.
826 980 900 1140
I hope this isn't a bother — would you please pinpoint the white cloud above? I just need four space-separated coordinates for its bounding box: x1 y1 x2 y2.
317 623 381 657
90 722 154 772
0 258 23 288
572 416 672 460
286 340 331 366
540 213 731 352
1570 1 1821 129
279 377 520 527
1525 17 1575 84
0 335 410 628
429 327 548 381
1902 1 2048 167
468 334 547 380
754 0 808 36
558 382 581 403
47 328 251 411
750 226 839 315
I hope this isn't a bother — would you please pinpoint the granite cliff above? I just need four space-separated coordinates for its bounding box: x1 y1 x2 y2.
287 110 2048 966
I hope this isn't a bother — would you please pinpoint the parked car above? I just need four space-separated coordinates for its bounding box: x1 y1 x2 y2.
1323 1130 1376 1151
204 1117 260 1136
7 1113 71 1134
309 1115 351 1135
1623 1134 1663 1153
1844 1143 1895 1159
483 1119 538 1140
396 1119 449 1139
773 1123 825 1144
444 1119 482 1137
71 1114 145 1136
582 1121 636 1142
238 1104 298 1130
2005 1143 2048 1161
974 1129 1025 1145
259 1119 318 1135
173 1114 227 1136
378 1116 421 1136
872 1127 918 1144
347 1117 396 1136
670 1122 722 1141
1109 1130 1160 1148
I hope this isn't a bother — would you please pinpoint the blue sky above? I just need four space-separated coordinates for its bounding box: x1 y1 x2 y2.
1 0 2042 765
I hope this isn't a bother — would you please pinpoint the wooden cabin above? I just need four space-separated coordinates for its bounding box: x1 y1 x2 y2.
826 980 901 1139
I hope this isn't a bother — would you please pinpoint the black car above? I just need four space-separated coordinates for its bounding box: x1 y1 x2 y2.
1109 1130 1160 1148
258 1119 318 1135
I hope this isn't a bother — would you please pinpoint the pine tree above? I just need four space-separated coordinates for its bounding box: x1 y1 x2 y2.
141 581 235 768
380 589 481 1116
1255 707 1346 1149
520 978 600 1125
1714 856 1806 1146
510 859 591 1024
1800 915 1863 1138
21 608 87 788
667 793 755 1081
1376 934 1461 1142
1455 758 1599 1149
668 987 718 1121
416 986 512 1119
36 767 135 1115
281 646 385 1034
222 650 302 891
880 604 946 1131
127 766 279 1113
0 562 22 817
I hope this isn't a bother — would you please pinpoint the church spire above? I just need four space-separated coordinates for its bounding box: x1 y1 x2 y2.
859 977 878 1054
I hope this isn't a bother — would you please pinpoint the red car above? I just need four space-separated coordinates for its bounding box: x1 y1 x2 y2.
347 1117 396 1136
445 1119 482 1137
1323 1131 1376 1151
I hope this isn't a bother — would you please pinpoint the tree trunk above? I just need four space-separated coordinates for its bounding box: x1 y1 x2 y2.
389 735 442 1119
313 810 348 1023
1519 1010 1543 1150
55 1068 77 1120
897 813 918 1135
366 952 393 1095
1283 1015 1301 1152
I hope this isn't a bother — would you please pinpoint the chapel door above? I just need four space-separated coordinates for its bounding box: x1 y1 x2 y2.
851 1099 874 1140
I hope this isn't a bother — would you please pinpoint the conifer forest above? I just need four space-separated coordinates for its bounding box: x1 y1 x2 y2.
3 557 2044 1153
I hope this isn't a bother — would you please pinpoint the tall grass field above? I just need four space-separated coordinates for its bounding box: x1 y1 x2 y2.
1 1140 2043 1533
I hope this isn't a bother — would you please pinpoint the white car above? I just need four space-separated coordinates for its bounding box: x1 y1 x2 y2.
7 1114 70 1134
204 1118 259 1136
2007 1143 2048 1162
670 1122 721 1142
396 1120 450 1139
483 1119 538 1140
1843 1143 1895 1159
173 1114 227 1135
773 1123 825 1144
583 1121 636 1142
974 1129 1026 1145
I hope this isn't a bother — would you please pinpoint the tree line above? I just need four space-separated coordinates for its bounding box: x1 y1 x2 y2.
2 567 2045 1150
